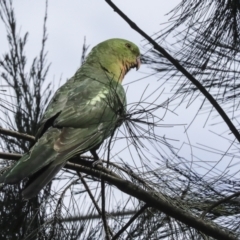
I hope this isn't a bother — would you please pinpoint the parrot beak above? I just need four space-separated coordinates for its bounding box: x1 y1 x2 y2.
136 56 141 70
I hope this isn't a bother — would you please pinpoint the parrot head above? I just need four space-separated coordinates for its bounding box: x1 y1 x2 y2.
87 38 141 82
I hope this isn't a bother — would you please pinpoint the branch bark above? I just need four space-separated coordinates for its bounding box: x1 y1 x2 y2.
0 152 237 239
66 161 236 240
0 127 35 142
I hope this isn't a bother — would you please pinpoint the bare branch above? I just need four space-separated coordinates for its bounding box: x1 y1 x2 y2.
0 127 35 142
104 0 240 144
201 191 240 219
1 152 236 239
0 152 21 160
59 210 137 222
112 204 148 240
66 160 237 240
101 179 111 240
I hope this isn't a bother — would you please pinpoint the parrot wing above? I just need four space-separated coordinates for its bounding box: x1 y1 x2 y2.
0 75 125 195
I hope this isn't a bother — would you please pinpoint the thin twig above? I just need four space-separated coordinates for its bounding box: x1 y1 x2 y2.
112 204 148 240
0 152 237 239
78 172 102 215
59 210 137 222
66 161 236 240
101 179 111 240
78 172 113 237
104 0 240 144
49 178 79 239
201 191 240 219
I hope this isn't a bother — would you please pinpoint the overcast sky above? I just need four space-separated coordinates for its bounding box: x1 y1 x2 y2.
0 1 236 179
1 1 178 81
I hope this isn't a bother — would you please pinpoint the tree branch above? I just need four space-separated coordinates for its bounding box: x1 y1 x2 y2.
78 172 113 237
0 152 237 239
0 127 35 142
101 178 111 240
0 152 22 160
201 191 240 219
112 204 148 240
59 210 137 222
104 0 240 144
66 160 236 240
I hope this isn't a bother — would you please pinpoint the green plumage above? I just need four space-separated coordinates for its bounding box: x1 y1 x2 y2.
0 38 141 199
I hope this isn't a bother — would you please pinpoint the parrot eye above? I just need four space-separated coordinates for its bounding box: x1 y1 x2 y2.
125 43 132 50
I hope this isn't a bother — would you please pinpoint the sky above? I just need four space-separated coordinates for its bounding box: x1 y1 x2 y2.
0 0 236 178
1 1 178 81
0 0 238 222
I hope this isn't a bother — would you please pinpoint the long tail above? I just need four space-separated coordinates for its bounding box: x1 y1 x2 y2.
22 162 65 199
0 128 62 198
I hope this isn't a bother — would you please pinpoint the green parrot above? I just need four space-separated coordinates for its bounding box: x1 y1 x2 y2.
0 38 141 199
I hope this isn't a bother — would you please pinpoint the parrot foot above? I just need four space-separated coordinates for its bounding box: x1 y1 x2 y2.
90 149 102 167
92 159 103 167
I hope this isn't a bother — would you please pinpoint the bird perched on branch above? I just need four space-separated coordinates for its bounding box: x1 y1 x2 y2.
0 38 141 199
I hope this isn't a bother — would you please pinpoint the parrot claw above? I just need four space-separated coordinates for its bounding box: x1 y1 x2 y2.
90 149 102 167
92 159 103 167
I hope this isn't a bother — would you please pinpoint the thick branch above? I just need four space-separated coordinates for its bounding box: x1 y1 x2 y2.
0 127 35 142
104 0 240 144
66 161 236 240
0 152 22 160
101 179 111 240
0 154 236 239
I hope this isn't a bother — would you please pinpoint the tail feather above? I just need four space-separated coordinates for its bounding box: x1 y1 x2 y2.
0 128 60 184
22 162 65 199
0 149 57 184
